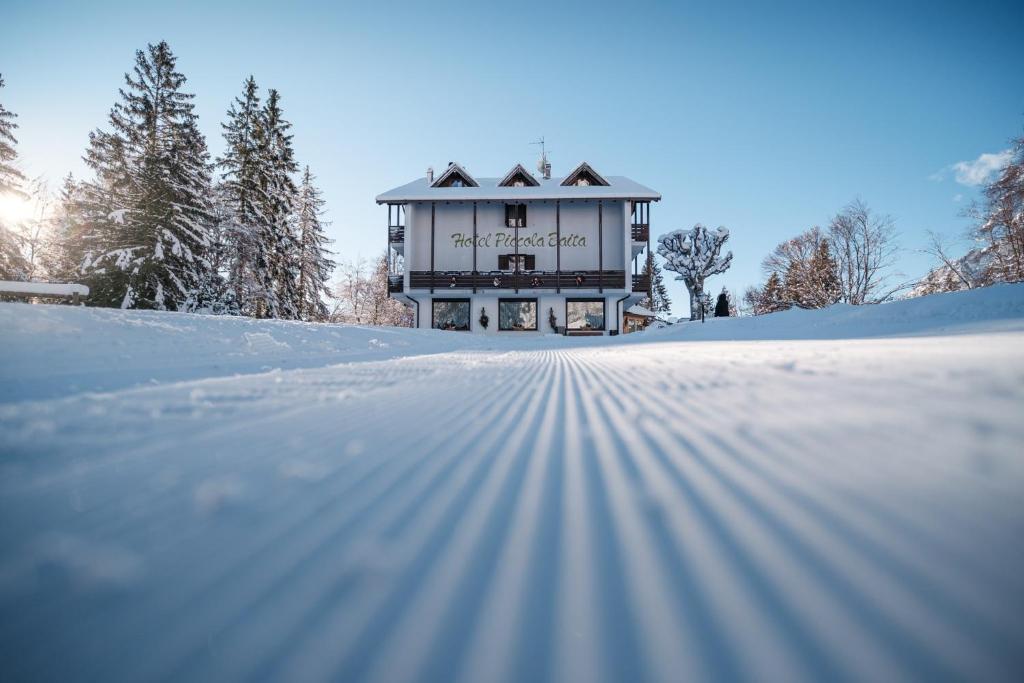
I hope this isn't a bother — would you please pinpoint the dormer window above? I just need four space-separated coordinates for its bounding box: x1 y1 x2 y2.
561 162 609 187
498 163 540 188
431 162 479 188
505 204 527 228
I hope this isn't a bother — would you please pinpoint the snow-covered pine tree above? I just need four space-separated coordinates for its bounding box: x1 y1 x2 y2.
259 89 300 319
293 166 333 321
657 224 733 320
638 251 672 314
0 73 30 280
217 76 269 315
80 41 217 310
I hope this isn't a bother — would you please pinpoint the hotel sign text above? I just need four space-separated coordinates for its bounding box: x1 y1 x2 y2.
450 232 588 248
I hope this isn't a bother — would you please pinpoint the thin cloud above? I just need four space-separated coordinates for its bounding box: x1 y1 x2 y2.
944 149 1013 187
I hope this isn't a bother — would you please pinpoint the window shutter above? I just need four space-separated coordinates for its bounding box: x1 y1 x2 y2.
519 204 527 226
504 204 512 226
526 255 536 270
498 255 509 270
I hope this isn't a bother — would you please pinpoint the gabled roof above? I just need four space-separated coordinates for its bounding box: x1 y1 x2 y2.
431 162 479 188
497 163 540 187
560 161 609 187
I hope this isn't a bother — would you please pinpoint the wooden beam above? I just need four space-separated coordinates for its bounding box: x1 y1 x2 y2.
472 202 478 294
598 200 603 293
556 200 561 293
647 203 653 304
430 202 435 293
514 203 519 293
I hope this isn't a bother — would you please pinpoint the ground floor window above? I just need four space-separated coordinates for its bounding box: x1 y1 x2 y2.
498 298 538 331
566 299 605 331
432 298 470 331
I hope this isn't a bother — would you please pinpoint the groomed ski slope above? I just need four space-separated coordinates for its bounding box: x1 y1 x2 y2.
1 284 1023 682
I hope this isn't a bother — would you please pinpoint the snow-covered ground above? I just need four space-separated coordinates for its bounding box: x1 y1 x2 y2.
1 285 1023 681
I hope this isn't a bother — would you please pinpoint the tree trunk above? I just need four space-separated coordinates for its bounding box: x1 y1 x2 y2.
688 280 704 321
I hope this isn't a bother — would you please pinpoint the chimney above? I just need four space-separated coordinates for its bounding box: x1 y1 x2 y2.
426 166 434 183
543 161 551 180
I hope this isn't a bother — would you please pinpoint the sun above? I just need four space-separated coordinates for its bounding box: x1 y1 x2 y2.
0 191 34 226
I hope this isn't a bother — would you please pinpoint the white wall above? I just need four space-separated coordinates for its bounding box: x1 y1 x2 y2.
407 200 628 273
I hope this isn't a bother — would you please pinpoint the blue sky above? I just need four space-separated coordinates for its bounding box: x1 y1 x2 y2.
2 0 1022 315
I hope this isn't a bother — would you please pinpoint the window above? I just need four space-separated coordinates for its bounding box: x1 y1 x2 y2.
499 299 538 331
566 299 605 331
432 299 471 331
497 254 536 271
505 203 527 228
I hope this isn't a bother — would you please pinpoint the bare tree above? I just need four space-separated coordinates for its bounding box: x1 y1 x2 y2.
827 198 900 304
920 231 980 291
330 252 412 327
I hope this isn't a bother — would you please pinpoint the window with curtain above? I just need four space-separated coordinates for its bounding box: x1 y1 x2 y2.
498 299 537 331
432 299 471 331
566 299 605 330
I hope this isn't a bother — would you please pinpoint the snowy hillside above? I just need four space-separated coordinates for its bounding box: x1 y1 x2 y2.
1 285 1024 682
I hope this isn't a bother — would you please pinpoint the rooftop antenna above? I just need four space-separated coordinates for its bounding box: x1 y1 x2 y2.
531 137 552 179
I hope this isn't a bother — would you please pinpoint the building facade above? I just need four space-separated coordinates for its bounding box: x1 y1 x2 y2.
376 161 660 334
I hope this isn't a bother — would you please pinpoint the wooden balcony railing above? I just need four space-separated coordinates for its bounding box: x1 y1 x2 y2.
388 226 405 243
632 273 651 293
631 224 649 242
408 270 627 291
387 275 404 293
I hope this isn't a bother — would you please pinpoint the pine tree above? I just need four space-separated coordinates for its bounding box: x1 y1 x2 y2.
293 166 333 321
80 41 217 310
217 76 269 315
0 74 26 199
751 271 788 315
39 174 85 283
639 252 672 313
0 74 29 280
259 89 300 319
714 287 730 316
807 238 842 307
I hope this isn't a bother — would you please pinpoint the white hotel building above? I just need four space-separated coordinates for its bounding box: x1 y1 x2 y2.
376 161 660 334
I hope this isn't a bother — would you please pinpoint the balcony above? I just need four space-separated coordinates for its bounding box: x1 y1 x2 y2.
632 273 651 293
408 270 627 291
387 275 404 293
631 200 650 242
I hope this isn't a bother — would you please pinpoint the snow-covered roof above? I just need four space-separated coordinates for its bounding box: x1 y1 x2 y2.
377 172 661 204
625 304 656 317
